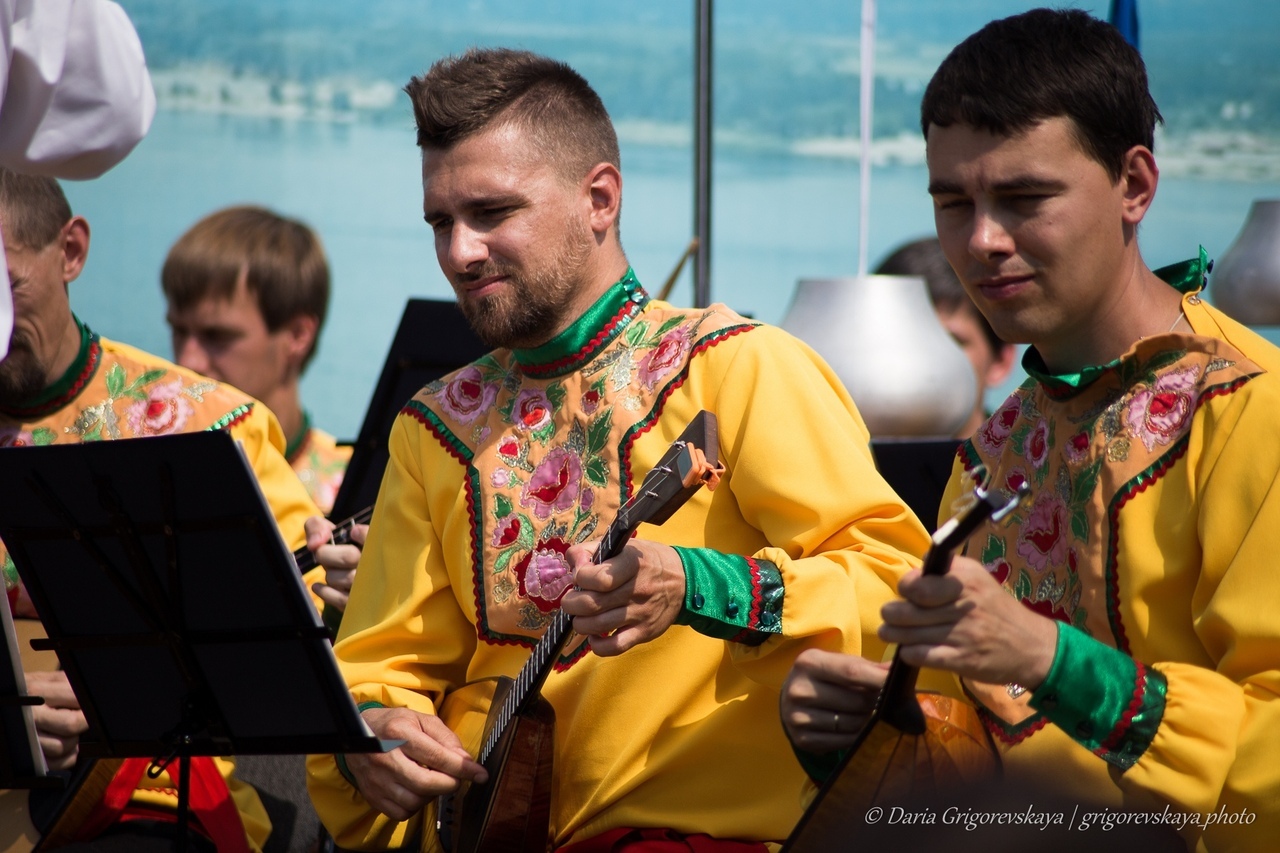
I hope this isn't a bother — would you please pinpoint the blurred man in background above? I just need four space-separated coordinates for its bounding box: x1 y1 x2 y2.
162 206 351 514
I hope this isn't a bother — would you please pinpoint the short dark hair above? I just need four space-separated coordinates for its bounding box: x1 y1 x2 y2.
875 237 1005 354
920 8 1162 181
0 168 72 250
404 47 620 182
161 206 331 369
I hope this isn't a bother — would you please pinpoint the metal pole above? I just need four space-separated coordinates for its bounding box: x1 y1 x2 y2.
693 0 713 307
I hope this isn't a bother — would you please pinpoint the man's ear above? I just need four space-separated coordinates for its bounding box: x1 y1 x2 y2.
583 162 621 235
60 216 91 284
1119 145 1158 227
284 313 320 371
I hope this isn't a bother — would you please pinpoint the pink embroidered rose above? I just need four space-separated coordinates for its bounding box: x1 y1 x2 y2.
498 436 520 458
0 427 34 448
491 468 511 488
580 486 594 513
582 388 601 415
637 328 692 389
986 558 1012 587
1126 365 1199 452
1016 491 1068 572
491 515 522 548
436 366 497 425
127 380 193 436
1004 467 1029 494
512 388 552 432
516 537 574 611
521 447 582 519
977 395 1020 455
1064 430 1091 465
1026 419 1050 469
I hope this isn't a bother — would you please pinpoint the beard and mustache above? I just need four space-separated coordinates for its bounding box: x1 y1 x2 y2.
452 213 594 351
0 330 48 408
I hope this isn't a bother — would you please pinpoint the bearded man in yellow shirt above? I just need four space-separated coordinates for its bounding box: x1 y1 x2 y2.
306 47 931 852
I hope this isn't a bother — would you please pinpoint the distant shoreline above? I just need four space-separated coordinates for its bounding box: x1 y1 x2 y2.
150 65 1280 183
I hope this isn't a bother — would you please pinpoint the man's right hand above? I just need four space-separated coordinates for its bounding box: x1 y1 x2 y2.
26 670 89 770
346 707 488 821
780 649 888 755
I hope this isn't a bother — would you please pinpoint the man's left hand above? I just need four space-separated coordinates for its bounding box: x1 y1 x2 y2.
304 515 366 613
561 539 685 656
879 555 1058 689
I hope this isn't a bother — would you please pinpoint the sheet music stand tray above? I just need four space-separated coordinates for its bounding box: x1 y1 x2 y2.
0 431 387 850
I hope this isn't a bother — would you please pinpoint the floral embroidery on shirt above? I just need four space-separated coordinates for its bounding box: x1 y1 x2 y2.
1016 490 1069 572
976 395 1021 456
0 426 54 447
1123 363 1200 452
126 378 195 436
436 363 501 425
960 337 1258 737
412 297 759 651
70 364 166 440
515 537 575 613
522 447 584 520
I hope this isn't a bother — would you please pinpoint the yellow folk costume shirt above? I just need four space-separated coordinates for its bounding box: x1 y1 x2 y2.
286 418 352 517
307 271 929 851
0 322 322 852
941 254 1280 852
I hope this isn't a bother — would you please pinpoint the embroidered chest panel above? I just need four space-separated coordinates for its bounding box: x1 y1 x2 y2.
0 350 252 448
956 335 1258 738
407 304 755 662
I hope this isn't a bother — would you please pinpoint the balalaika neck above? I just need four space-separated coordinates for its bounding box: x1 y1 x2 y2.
477 501 636 764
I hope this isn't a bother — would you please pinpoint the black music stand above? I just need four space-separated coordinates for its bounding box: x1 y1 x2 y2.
329 298 488 521
0 598 58 790
870 438 962 531
0 431 390 851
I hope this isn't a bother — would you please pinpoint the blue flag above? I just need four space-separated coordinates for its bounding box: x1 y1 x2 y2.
1109 0 1140 51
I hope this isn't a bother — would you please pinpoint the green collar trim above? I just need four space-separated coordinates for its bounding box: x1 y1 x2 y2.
1151 245 1210 295
512 269 648 377
285 410 312 461
0 316 100 418
1022 348 1120 396
1025 248 1208 397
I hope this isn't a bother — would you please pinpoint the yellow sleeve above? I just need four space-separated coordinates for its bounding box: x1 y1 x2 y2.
306 413 476 849
1117 380 1280 849
228 402 325 612
227 402 320 552
685 325 931 686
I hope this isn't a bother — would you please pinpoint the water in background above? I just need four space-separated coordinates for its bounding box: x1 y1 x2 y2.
61 110 1280 439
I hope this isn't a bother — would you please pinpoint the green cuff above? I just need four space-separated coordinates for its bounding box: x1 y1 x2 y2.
1030 623 1166 770
337 701 388 789
671 547 783 646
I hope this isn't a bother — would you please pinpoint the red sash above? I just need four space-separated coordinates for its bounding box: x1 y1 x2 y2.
73 756 251 853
